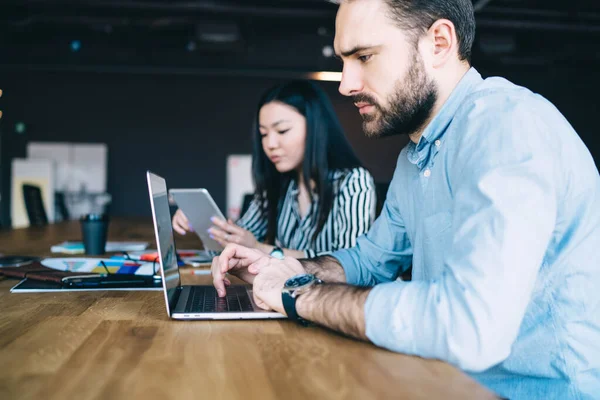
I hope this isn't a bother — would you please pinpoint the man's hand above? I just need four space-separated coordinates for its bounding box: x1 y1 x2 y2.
252 257 307 314
211 243 308 314
211 244 266 297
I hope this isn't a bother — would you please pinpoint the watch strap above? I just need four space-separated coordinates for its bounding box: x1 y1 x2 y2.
282 291 310 326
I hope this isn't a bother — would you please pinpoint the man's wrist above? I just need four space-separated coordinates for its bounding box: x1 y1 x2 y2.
295 283 371 339
299 256 347 283
300 258 324 275
283 276 323 325
295 283 321 322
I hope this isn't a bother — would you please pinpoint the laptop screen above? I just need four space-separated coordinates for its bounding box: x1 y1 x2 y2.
147 171 181 314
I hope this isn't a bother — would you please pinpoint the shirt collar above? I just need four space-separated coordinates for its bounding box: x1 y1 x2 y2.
407 67 483 168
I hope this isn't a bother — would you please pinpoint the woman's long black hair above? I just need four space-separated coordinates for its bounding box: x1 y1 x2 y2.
252 80 363 245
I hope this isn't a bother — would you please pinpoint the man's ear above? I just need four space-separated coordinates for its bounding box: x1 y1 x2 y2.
428 19 458 68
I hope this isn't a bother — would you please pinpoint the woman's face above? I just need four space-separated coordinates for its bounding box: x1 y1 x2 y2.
259 101 307 174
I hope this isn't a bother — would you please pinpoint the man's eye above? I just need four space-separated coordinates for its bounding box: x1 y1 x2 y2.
358 54 372 63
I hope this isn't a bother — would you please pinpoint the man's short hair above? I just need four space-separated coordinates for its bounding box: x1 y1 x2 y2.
330 0 476 63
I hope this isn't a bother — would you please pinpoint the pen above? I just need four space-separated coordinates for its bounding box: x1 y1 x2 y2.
181 269 211 275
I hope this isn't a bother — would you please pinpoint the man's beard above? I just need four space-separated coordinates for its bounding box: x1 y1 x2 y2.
353 51 438 139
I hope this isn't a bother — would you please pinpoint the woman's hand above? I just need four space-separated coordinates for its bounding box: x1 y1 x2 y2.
208 217 259 249
172 209 193 235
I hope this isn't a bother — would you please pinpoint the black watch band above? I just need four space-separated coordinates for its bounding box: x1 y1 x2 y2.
282 291 310 326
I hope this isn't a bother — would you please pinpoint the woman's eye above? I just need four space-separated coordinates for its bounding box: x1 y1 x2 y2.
278 129 290 135
358 54 372 63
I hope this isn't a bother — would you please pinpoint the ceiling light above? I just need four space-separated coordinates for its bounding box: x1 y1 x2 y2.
322 45 334 58
307 71 342 82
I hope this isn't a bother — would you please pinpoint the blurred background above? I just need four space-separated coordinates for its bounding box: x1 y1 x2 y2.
0 0 599 227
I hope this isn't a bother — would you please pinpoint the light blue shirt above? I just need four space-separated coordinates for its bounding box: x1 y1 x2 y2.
333 68 600 399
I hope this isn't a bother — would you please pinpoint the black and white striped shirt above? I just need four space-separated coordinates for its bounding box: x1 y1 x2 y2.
237 167 376 258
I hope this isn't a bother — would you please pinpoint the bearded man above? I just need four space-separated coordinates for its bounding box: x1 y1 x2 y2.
211 1 600 398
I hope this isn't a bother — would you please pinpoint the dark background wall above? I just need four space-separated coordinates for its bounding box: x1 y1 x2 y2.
1 65 598 222
0 70 410 221
1 0 599 225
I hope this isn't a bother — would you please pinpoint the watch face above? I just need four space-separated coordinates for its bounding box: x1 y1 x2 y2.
285 273 314 289
270 248 284 259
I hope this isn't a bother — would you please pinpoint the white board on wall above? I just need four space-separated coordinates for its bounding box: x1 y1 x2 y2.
72 144 107 193
26 142 70 191
226 154 254 221
27 142 108 193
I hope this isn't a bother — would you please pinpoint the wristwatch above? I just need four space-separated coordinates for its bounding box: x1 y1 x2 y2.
269 246 284 259
281 273 323 325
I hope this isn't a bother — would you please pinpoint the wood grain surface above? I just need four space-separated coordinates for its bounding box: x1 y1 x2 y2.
0 219 498 400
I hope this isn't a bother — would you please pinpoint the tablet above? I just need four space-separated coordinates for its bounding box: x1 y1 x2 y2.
169 188 226 252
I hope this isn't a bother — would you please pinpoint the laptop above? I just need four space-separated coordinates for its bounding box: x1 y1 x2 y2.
146 171 286 320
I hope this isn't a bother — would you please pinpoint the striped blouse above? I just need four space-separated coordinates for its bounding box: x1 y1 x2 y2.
237 167 376 258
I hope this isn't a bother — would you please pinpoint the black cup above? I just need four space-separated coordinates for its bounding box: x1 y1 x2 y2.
80 214 110 255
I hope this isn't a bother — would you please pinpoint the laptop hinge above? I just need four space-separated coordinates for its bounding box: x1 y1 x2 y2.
169 286 183 315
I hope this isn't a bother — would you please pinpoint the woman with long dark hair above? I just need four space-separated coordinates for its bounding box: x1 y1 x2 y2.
173 80 376 258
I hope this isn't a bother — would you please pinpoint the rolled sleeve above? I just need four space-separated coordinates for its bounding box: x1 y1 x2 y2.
331 246 363 285
364 280 413 351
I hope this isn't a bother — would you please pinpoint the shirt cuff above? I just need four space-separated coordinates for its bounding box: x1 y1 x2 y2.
304 249 317 259
331 248 362 285
364 280 414 354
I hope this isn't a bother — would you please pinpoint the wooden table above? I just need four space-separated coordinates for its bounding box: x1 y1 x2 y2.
0 219 498 400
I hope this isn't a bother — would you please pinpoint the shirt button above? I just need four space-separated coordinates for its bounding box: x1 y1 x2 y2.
435 140 441 147
424 169 431 178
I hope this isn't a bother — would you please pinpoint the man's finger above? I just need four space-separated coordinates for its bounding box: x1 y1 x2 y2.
221 244 265 273
248 260 266 275
211 257 227 297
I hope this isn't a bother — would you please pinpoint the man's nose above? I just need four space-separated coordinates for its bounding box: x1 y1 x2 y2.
339 64 363 97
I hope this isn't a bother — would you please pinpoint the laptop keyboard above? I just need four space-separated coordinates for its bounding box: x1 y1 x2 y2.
184 285 254 313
